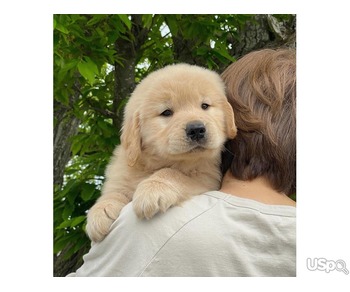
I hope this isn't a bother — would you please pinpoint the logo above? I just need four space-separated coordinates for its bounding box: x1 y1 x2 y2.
307 258 349 275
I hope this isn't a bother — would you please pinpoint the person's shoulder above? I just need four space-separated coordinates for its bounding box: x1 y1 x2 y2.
206 190 296 218
113 190 295 235
113 191 223 234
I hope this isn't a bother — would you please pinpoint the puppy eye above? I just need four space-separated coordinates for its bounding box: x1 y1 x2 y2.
160 109 173 117
201 103 210 110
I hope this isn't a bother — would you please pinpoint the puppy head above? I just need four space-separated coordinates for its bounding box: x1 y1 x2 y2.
121 64 237 166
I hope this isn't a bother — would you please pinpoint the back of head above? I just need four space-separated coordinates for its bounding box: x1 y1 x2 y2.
221 49 296 196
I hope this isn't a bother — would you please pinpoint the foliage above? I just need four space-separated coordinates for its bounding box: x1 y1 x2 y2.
54 15 128 262
53 14 296 274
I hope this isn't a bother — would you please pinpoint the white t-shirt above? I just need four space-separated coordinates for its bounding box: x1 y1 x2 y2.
68 191 296 277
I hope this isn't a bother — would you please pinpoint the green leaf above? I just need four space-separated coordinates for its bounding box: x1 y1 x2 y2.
54 233 78 254
56 180 76 199
71 134 89 156
165 15 178 37
55 22 69 34
196 46 208 56
70 216 86 227
118 14 131 30
62 204 74 221
142 14 153 29
57 219 72 229
77 57 99 85
97 120 114 138
73 236 89 253
87 15 104 26
54 236 70 253
212 47 236 62
54 90 69 106
81 183 96 201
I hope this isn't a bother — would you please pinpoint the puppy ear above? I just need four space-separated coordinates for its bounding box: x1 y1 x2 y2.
223 101 237 139
120 111 142 167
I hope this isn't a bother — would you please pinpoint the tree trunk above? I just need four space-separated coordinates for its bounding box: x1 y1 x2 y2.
113 40 136 127
54 75 81 187
53 101 80 187
53 79 81 276
112 14 149 128
53 243 88 277
230 14 296 59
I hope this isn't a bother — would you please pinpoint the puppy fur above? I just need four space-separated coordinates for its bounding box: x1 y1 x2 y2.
86 64 237 242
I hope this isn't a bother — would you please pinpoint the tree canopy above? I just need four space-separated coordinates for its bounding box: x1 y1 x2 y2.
53 14 296 276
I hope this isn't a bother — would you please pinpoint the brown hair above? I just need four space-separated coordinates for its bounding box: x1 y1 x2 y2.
221 49 296 195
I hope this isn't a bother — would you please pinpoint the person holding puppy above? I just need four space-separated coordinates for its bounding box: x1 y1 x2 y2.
68 48 296 277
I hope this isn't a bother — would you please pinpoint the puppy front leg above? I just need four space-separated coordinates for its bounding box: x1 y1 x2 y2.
86 192 130 242
133 168 210 219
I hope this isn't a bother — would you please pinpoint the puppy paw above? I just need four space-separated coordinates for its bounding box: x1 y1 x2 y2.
133 180 180 219
86 199 124 242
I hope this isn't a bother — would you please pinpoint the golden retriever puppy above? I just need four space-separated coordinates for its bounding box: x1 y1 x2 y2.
86 64 237 242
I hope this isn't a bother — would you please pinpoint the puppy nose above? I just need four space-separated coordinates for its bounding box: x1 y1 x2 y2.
186 121 206 141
